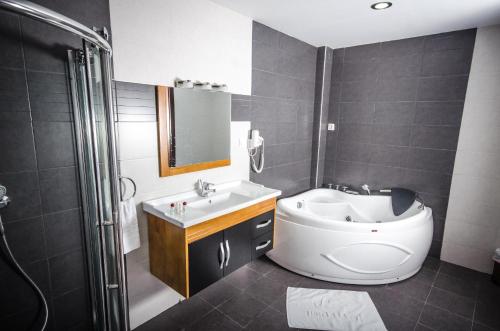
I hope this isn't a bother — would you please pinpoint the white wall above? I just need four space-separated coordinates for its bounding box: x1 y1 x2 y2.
441 25 500 274
109 0 252 95
120 120 250 329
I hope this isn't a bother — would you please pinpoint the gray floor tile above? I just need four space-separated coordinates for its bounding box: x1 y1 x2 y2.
269 293 287 314
218 292 267 327
160 296 213 329
265 267 303 287
475 301 500 331
472 322 499 331
415 323 434 331
296 275 340 290
223 266 261 290
439 261 482 283
477 276 500 306
246 307 296 331
134 313 182 331
434 272 478 299
427 287 475 319
371 287 424 323
196 279 242 307
419 304 472 331
186 309 241 331
246 256 278 276
378 309 416 331
245 276 287 305
413 266 439 285
387 276 432 302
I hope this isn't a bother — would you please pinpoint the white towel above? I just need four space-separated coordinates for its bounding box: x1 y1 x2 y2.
120 197 140 254
286 287 387 331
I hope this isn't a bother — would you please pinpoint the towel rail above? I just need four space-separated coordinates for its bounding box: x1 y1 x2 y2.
120 176 137 201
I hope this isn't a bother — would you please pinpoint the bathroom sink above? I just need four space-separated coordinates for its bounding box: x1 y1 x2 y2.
189 192 251 213
142 180 281 228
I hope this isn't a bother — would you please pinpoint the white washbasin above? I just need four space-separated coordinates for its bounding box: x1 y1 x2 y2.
142 180 281 228
189 192 251 213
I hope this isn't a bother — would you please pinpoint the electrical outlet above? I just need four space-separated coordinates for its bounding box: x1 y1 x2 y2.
327 123 335 131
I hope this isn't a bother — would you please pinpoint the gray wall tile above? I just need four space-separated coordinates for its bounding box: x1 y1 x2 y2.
0 171 41 222
44 208 83 257
339 102 374 124
414 101 464 126
373 102 415 125
0 121 37 173
49 249 86 297
406 148 456 174
421 48 474 76
417 76 469 101
33 121 76 169
379 36 425 57
245 22 317 197
410 126 460 150
0 12 23 69
39 166 80 214
376 77 418 101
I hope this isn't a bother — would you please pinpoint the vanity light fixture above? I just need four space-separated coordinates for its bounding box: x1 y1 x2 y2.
371 1 392 10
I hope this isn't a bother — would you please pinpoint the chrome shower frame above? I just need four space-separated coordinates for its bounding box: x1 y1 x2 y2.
0 1 129 330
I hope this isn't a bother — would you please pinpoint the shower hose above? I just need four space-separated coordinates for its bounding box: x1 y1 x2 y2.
0 215 48 331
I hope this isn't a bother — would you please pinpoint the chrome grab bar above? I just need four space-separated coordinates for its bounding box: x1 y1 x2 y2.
256 240 272 251
256 219 272 229
219 242 225 269
225 240 230 267
0 0 112 52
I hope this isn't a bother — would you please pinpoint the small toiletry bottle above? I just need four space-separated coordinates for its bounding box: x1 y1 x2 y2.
175 202 182 215
182 201 187 215
169 203 175 214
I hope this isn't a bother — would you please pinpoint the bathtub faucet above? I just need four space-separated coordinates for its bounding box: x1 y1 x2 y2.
361 184 371 195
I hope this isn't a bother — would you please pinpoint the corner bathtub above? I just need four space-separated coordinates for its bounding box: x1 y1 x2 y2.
266 189 433 284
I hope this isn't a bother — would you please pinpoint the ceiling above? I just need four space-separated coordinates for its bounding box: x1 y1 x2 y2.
210 0 500 48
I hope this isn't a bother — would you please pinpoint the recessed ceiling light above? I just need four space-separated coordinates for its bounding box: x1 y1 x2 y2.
371 2 392 10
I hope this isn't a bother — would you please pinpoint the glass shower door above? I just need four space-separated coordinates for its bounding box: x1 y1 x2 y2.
68 42 128 331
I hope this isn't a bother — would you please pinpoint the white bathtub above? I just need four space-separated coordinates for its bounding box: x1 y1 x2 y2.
266 189 433 285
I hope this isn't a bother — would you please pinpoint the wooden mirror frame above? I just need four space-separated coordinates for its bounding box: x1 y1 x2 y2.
156 86 231 177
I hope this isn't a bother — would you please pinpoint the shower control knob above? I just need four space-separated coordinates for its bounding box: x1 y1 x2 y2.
0 185 10 209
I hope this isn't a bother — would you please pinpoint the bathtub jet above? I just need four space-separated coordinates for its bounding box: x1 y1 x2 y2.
266 188 433 285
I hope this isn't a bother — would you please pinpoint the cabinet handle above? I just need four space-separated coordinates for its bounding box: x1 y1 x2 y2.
219 242 225 270
255 240 272 251
256 219 272 229
225 240 230 267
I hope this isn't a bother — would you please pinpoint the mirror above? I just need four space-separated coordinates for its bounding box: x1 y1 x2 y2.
156 86 231 177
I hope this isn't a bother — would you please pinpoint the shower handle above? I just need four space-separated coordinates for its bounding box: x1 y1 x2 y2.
0 185 10 209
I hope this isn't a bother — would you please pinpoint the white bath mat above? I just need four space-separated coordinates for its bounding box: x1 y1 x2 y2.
286 287 387 331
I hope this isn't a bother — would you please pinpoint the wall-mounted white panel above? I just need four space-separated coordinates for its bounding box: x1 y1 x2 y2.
109 0 252 95
442 25 500 274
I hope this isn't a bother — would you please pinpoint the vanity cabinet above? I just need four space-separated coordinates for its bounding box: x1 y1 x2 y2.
147 198 276 298
188 221 251 295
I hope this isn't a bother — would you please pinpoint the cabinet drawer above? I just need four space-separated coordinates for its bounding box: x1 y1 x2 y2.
251 231 273 260
250 210 274 238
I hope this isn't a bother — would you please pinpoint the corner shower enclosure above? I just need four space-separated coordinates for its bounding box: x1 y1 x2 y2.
0 0 128 330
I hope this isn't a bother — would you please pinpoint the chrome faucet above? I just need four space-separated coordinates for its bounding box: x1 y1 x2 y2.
361 184 371 195
196 179 216 197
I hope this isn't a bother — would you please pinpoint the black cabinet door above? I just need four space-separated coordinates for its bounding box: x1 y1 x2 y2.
223 221 252 275
188 231 224 296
